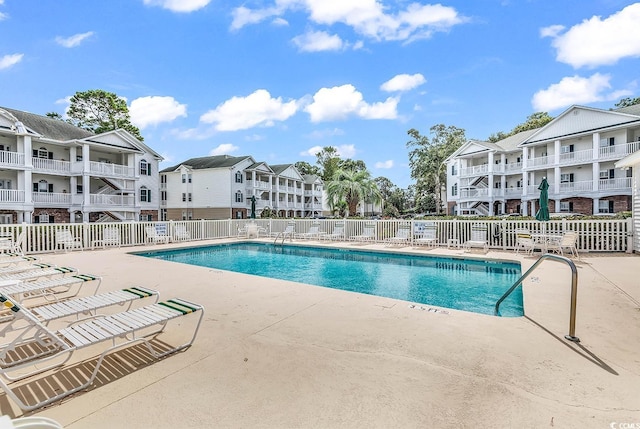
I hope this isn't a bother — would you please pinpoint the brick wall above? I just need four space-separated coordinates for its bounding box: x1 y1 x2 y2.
33 208 70 223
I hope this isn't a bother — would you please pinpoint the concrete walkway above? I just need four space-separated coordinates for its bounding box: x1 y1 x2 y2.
2 240 639 428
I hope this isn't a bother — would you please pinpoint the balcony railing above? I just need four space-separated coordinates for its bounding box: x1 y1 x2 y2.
89 194 135 206
0 189 25 203
505 187 523 197
504 162 522 172
530 155 551 168
88 161 134 178
32 192 72 205
599 141 640 160
0 151 25 167
32 158 72 174
460 164 488 177
559 180 594 193
248 181 271 190
460 188 488 198
599 177 632 191
559 149 593 165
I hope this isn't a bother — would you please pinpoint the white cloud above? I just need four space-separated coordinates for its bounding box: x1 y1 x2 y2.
305 127 345 139
531 73 623 111
542 3 640 68
200 89 299 131
305 84 398 122
143 0 210 13
231 1 467 42
210 143 239 155
375 160 394 169
0 53 23 70
381 73 426 92
300 143 355 158
0 12 7 21
539 24 564 38
129 96 187 129
55 32 94 48
292 30 344 52
272 17 289 26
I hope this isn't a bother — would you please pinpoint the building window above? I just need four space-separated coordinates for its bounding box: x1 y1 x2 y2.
235 191 243 203
559 201 573 212
139 214 153 221
188 174 192 183
76 184 83 194
161 191 167 201
494 182 501 188
160 209 167 221
33 180 52 193
182 193 186 202
161 175 166 184
451 183 458 196
188 211 193 220
599 200 614 213
188 193 192 202
35 214 52 224
451 165 457 176
560 144 574 154
33 147 52 159
182 174 186 183
235 171 243 183
140 187 151 202
627 167 633 178
560 173 574 183
140 159 151 176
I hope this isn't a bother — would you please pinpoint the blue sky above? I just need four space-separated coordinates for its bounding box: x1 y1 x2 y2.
1 0 639 188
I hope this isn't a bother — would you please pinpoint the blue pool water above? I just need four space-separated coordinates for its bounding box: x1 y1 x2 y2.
135 243 523 317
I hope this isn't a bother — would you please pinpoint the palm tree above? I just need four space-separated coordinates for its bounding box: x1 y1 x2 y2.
326 168 382 217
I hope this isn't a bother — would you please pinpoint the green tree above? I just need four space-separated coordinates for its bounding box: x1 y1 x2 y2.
67 89 144 141
406 125 465 214
488 112 553 142
614 97 640 108
326 168 382 217
46 112 65 121
339 159 367 172
315 146 342 182
294 161 320 176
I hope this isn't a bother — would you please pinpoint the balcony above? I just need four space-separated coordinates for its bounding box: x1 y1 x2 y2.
89 161 135 178
559 148 593 166
32 158 72 174
504 162 522 173
33 192 72 206
460 188 488 198
559 180 594 193
0 151 25 168
504 187 523 197
599 177 632 191
248 181 271 191
599 141 640 160
459 164 488 177
0 189 25 203
529 155 551 168
89 194 135 206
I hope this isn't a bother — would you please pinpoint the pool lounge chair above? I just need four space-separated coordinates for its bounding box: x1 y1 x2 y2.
295 221 325 240
0 265 76 282
0 415 63 429
173 224 191 241
514 229 536 255
322 221 345 241
546 231 580 259
349 222 376 243
55 230 83 252
463 224 488 252
414 222 438 248
0 293 204 411
385 223 411 247
0 273 101 305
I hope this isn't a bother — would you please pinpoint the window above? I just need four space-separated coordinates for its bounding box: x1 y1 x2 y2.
139 214 153 221
76 155 83 161
451 165 457 176
235 191 243 203
34 214 53 224
516 180 522 188
451 183 458 196
140 187 151 202
160 175 167 184
33 180 52 193
188 193 192 202
600 137 615 147
560 144 574 154
33 147 52 159
160 209 167 221
599 170 610 179
235 171 243 183
140 159 151 176
188 174 192 183
182 211 187 220
0 145 10 151
76 184 83 194
627 167 633 178
494 182 501 188
161 191 167 201
559 201 573 212
182 174 186 183
560 173 574 183
182 193 186 202
188 211 193 220
599 200 614 213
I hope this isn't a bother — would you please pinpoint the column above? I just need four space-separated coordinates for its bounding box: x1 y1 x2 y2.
592 132 600 160
592 162 600 191
554 166 561 195
592 198 599 215
554 140 560 165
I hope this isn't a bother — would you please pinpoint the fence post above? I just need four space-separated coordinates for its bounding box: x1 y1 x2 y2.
626 217 633 254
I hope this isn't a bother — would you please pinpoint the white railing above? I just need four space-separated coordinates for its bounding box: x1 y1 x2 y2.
599 177 632 191
460 188 488 198
599 141 640 160
504 162 522 172
505 187 523 197
249 181 271 190
559 180 593 193
88 161 135 178
89 194 135 206
559 149 593 165
0 218 631 255
32 158 72 173
460 164 488 177
0 189 25 203
530 155 551 167
32 192 72 205
0 151 25 166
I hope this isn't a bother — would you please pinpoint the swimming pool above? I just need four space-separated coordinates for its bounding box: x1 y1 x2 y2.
135 243 523 317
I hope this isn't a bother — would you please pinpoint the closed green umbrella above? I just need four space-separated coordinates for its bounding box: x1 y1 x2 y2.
535 178 550 222
250 196 256 219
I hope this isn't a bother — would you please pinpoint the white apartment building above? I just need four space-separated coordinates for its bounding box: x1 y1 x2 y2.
159 155 324 220
0 107 162 224
446 104 640 216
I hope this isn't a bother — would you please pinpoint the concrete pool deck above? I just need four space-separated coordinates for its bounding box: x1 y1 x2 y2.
2 239 639 428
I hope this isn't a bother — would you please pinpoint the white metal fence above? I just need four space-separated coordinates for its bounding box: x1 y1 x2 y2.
0 218 632 255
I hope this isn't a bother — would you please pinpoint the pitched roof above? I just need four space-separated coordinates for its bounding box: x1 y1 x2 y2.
614 104 640 116
1 107 94 141
495 128 540 151
269 164 293 175
159 155 252 172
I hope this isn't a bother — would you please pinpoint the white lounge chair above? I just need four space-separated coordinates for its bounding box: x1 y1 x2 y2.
274 221 295 242
414 222 438 248
463 224 488 252
0 272 101 305
322 221 345 241
514 229 536 255
349 222 376 243
55 230 83 252
385 223 411 246
296 221 325 240
0 293 204 411
547 231 580 259
145 226 170 244
174 224 191 241
0 265 76 282
0 415 63 429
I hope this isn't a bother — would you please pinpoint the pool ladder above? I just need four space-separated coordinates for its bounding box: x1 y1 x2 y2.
495 253 580 342
273 231 293 245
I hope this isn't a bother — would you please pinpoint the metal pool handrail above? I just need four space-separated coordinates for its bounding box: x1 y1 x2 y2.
494 253 580 342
